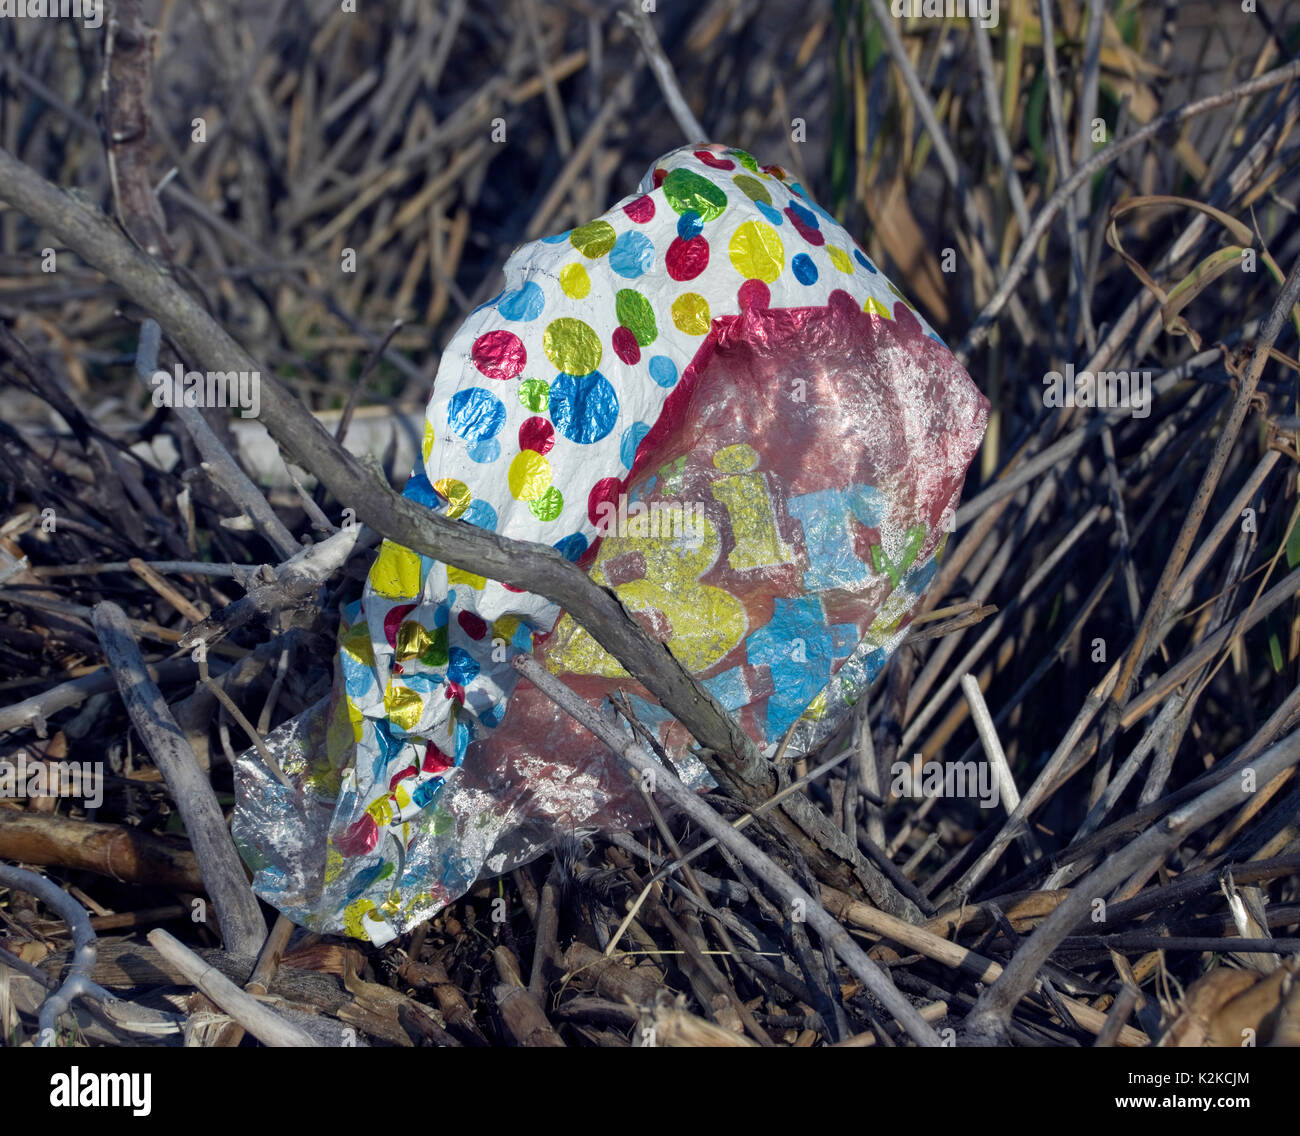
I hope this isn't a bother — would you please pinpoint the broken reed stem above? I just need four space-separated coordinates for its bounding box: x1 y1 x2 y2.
511 654 941 1047
147 928 318 1047
90 601 266 956
965 726 1300 1044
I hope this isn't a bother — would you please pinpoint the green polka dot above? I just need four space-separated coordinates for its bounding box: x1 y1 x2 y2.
569 220 616 258
663 168 728 222
729 148 759 172
732 174 771 206
543 317 601 376
518 378 549 412
419 625 449 668
615 289 657 347
529 485 564 522
887 281 915 309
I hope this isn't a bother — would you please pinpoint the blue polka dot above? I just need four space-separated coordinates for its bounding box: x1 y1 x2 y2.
498 281 545 321
412 777 445 808
789 182 808 198
549 371 619 444
807 199 840 227
791 252 818 285
853 248 878 273
554 532 589 562
648 355 678 388
787 199 818 230
480 702 506 728
677 211 703 239
540 231 570 244
756 201 783 226
400 672 441 695
340 650 376 699
466 437 501 463
620 421 651 470
448 387 505 440
511 623 534 651
402 471 442 508
471 290 503 314
461 499 498 531
447 646 480 686
453 716 472 759
610 231 654 279
928 331 947 346
346 861 386 900
432 603 449 628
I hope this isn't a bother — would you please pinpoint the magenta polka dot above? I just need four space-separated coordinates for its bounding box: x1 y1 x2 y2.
472 329 526 380
666 236 709 281
612 325 641 365
738 279 770 310
623 195 655 223
519 416 555 455
694 150 735 170
457 610 487 640
785 206 824 247
384 603 417 647
588 477 624 528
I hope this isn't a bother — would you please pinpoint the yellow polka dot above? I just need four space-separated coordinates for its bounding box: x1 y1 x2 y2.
340 620 375 666
421 419 435 464
559 263 591 299
671 292 711 335
827 246 853 273
802 689 830 721
343 898 377 941
367 794 395 826
728 220 784 283
384 679 424 732
508 450 552 500
493 615 520 644
395 620 432 662
324 844 344 885
369 540 422 599
863 295 892 319
713 442 759 473
448 566 485 590
433 478 470 518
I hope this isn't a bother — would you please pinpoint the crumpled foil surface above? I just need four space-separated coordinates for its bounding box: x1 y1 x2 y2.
233 144 989 943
